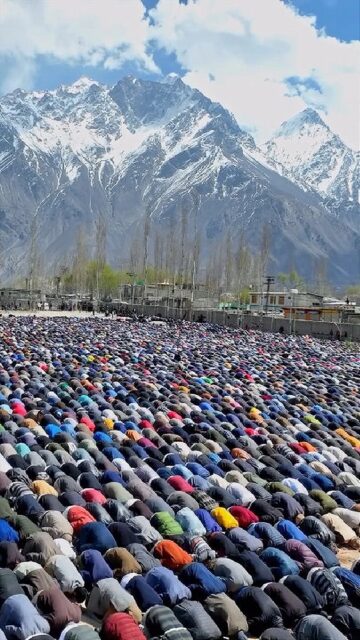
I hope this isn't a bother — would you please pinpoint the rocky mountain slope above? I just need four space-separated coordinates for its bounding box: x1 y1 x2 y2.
0 76 358 283
264 108 359 205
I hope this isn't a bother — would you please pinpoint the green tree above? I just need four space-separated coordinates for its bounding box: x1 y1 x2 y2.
239 287 250 303
83 261 121 298
99 264 121 297
278 273 288 287
346 284 360 297
277 270 305 290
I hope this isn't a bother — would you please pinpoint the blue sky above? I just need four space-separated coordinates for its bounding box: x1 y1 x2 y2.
0 0 358 147
285 0 359 41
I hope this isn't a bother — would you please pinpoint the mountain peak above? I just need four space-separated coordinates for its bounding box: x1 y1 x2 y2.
0 75 358 284
119 75 141 85
275 108 328 138
264 105 357 204
163 73 183 85
296 107 325 124
64 76 101 93
114 74 186 92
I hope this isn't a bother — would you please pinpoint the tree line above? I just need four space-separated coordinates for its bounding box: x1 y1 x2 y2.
22 203 359 302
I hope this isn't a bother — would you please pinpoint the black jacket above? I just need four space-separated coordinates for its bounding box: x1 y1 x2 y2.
0 568 24 606
270 493 304 521
237 550 275 586
250 499 283 525
235 586 283 636
331 605 360 640
263 582 307 627
282 575 325 615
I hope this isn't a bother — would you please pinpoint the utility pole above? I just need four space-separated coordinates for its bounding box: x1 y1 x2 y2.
264 275 275 316
95 213 107 312
28 215 39 312
142 205 151 310
179 201 189 311
190 188 200 321
289 288 298 335
127 272 136 308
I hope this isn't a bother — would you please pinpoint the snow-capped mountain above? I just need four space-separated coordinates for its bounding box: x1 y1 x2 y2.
0 77 359 283
264 108 359 204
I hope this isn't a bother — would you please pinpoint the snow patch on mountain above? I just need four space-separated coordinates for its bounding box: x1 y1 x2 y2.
0 76 358 284
263 108 359 203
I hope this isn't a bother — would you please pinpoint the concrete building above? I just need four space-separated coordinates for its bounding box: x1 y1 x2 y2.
0 288 42 310
249 290 324 313
119 282 216 309
283 305 343 322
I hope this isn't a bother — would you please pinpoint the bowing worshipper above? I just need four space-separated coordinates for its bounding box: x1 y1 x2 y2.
331 567 360 608
179 562 226 600
0 542 24 570
0 569 25 606
260 548 300 580
143 605 193 640
234 585 283 636
87 578 142 622
34 587 82 637
126 543 162 572
280 575 325 615
294 614 347 640
74 522 117 555
304 538 339 569
152 540 193 571
321 512 360 548
22 532 61 566
144 566 191 606
283 539 324 574
0 594 50 640
120 573 163 611
331 604 360 640
39 510 74 541
173 599 222 640
307 568 349 613
260 630 295 640
59 623 100 640
19 567 55 599
235 550 275 586
79 550 113 588
125 516 163 546
262 581 307 627
100 613 146 640
203 592 249 640
45 555 86 601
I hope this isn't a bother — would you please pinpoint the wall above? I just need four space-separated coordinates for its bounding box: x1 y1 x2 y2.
124 304 360 341
240 315 360 341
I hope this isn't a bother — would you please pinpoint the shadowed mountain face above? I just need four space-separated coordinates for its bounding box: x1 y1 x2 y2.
0 76 358 283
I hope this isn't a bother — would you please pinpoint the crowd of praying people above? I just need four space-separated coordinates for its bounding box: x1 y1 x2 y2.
0 315 359 640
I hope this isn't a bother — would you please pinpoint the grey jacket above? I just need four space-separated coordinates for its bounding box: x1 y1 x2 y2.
45 555 84 593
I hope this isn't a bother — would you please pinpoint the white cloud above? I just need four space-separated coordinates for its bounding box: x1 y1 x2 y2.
0 56 36 93
0 0 156 91
0 0 358 149
150 0 360 148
